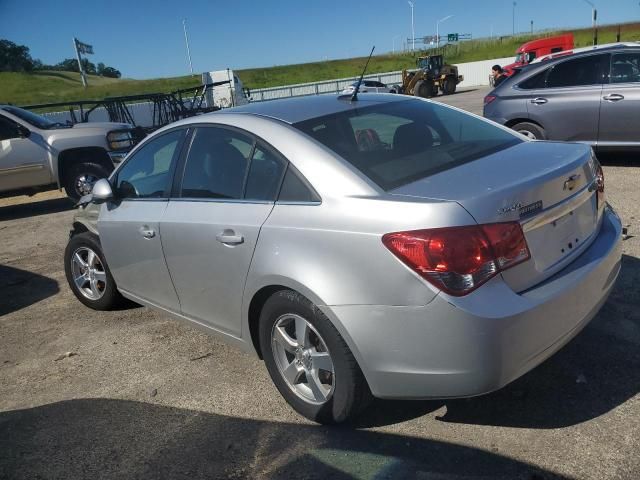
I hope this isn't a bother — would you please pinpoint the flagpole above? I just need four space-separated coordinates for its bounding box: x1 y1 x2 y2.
73 37 88 88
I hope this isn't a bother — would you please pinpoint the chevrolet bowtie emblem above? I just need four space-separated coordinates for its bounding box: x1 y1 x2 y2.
563 174 581 191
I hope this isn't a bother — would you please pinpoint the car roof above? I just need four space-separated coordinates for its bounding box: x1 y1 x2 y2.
217 93 409 124
495 44 640 90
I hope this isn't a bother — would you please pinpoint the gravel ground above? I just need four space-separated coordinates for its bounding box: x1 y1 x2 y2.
0 89 638 480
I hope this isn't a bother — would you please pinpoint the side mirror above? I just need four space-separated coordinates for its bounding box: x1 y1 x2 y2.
17 125 31 138
91 178 114 203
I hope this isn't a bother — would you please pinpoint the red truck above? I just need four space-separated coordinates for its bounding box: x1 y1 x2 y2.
502 34 574 76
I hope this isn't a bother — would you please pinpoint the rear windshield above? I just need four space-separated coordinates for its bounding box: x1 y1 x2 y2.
293 99 521 191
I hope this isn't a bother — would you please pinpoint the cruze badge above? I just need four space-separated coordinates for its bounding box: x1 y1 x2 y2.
497 203 523 215
497 200 543 218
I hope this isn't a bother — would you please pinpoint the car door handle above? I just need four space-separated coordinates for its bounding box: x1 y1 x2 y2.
603 94 624 102
530 97 548 105
216 230 244 245
139 227 156 239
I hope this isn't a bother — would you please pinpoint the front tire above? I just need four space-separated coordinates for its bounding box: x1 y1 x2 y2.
259 290 371 424
442 78 456 95
64 232 125 310
64 162 112 201
512 122 547 140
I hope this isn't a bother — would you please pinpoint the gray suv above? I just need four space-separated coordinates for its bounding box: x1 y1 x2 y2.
483 45 640 150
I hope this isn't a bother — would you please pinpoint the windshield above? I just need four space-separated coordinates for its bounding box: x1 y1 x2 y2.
293 99 521 191
515 53 525 63
1 106 57 129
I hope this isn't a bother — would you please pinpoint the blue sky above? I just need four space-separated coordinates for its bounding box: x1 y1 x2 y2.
1 0 639 79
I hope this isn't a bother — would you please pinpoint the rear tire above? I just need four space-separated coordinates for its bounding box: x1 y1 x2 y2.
512 122 547 140
64 232 126 311
63 162 112 201
259 290 372 424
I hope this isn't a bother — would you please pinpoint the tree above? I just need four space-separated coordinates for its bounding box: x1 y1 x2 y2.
0 39 35 72
96 62 106 76
101 66 121 78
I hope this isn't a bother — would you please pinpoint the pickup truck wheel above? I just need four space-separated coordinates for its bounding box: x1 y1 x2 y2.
64 162 111 201
259 290 372 424
512 122 547 140
64 232 126 310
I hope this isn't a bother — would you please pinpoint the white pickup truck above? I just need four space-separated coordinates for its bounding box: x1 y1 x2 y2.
0 105 137 200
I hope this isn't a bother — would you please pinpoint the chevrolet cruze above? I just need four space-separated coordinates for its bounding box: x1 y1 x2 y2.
65 94 622 423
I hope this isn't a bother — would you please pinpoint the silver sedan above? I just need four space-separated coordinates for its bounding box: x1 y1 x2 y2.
65 94 622 424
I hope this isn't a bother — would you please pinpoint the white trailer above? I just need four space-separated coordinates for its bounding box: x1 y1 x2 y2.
202 69 251 108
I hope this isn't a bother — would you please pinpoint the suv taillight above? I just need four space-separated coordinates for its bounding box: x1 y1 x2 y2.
382 223 530 296
484 95 497 105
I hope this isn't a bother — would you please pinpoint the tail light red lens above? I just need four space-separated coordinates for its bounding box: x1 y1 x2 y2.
595 162 605 206
382 223 530 296
484 95 497 105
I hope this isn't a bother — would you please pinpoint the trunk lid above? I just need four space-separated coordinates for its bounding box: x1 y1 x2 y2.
389 141 602 292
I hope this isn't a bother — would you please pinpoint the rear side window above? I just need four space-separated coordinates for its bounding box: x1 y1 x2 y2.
244 143 286 201
180 127 252 199
611 52 640 84
278 166 320 203
519 70 548 89
546 54 609 88
294 99 520 191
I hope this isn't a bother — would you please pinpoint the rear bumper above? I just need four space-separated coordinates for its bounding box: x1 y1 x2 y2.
322 205 622 399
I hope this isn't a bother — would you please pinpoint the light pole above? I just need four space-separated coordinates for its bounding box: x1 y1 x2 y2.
512 2 517 35
183 18 194 76
436 15 453 46
583 0 596 28
408 1 415 51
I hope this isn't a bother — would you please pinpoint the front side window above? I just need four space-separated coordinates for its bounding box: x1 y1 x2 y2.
546 54 609 88
611 52 640 84
115 129 184 199
294 99 520 191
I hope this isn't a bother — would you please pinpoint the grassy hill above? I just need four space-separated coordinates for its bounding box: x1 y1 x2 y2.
2 22 639 107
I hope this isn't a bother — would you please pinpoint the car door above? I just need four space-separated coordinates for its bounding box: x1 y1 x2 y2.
161 125 286 336
598 51 640 147
97 128 187 311
525 53 609 142
0 114 51 191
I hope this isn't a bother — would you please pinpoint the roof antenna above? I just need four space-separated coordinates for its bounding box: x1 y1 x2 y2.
351 46 375 101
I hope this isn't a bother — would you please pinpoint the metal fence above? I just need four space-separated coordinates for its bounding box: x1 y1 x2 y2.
247 55 513 102
40 55 515 126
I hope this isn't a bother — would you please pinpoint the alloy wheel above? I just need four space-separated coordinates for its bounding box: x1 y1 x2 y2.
271 313 335 404
70 246 107 300
75 173 99 197
518 129 537 140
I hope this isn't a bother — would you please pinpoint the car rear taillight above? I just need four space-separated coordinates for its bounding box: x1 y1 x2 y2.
382 223 530 296
596 162 605 207
484 95 497 105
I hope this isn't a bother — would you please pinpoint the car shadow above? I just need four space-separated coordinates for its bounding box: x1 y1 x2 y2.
450 87 478 95
356 253 640 430
0 264 59 316
597 151 640 167
0 197 74 221
0 398 567 480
